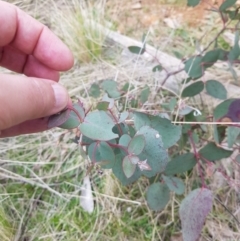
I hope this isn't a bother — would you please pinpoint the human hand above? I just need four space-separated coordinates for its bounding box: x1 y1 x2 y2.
0 1 74 137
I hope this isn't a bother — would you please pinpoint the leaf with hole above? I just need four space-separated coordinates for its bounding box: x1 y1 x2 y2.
162 175 185 195
205 80 227 100
227 126 240 148
184 56 203 79
199 142 233 161
122 156 137 178
128 46 145 55
187 0 201 7
88 141 115 169
101 80 121 99
180 188 213 241
219 0 237 11
79 110 118 141
164 153 197 175
128 135 145 155
181 81 204 98
146 182 170 211
134 112 182 148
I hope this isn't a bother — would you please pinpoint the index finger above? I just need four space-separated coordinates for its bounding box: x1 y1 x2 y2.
0 1 74 71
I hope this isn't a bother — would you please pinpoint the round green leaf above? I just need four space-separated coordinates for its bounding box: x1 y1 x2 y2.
122 156 137 178
128 46 145 55
184 56 203 79
187 0 201 7
152 65 162 72
128 135 145 155
118 111 129 123
146 182 170 211
202 49 221 69
88 141 115 169
206 80 227 100
119 134 132 147
133 112 182 149
162 175 185 195
89 83 101 98
180 188 213 241
137 126 169 177
165 153 196 175
48 109 71 129
101 80 121 99
181 81 204 98
219 0 237 11
213 99 235 120
227 126 240 148
112 153 142 186
140 86 150 104
199 142 233 161
79 110 118 141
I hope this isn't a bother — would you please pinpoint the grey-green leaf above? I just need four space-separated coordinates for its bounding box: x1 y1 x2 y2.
89 83 101 98
162 175 185 195
219 0 237 11
227 126 240 148
137 126 168 177
199 142 233 161
119 134 132 147
184 56 203 79
187 0 201 7
140 86 150 104
152 65 162 72
101 80 121 99
133 112 182 148
146 182 170 211
88 141 115 169
181 81 204 98
128 46 145 55
164 153 197 175
128 135 145 155
79 111 118 141
122 156 137 178
205 80 227 100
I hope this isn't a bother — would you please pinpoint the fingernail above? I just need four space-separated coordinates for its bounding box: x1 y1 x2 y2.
51 84 68 113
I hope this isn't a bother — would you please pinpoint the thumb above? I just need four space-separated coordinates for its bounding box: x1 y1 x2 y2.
0 74 68 130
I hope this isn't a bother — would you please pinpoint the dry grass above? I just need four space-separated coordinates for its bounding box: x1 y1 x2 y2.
1 0 240 240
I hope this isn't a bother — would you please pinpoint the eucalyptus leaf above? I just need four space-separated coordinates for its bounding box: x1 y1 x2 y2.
146 182 170 211
162 175 185 195
79 111 118 141
128 135 145 155
128 46 145 55
184 56 203 79
133 112 182 148
164 153 197 175
219 0 237 11
227 126 240 148
181 81 204 98
101 80 121 99
199 142 233 161
180 188 213 241
187 0 201 7
205 80 227 100
88 141 115 169
122 156 137 178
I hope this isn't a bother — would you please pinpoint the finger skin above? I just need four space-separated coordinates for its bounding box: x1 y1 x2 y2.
0 74 68 130
0 1 74 74
0 118 49 137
